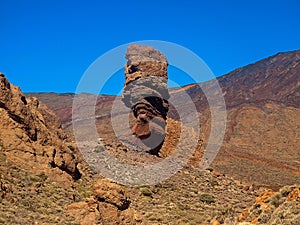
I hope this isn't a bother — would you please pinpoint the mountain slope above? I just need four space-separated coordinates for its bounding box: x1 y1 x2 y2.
27 50 300 189
180 49 300 110
173 50 300 188
22 49 300 224
0 73 143 224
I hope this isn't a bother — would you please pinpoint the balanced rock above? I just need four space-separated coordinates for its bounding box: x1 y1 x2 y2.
122 44 169 154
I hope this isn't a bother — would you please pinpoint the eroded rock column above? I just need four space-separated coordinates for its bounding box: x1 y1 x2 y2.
122 44 169 155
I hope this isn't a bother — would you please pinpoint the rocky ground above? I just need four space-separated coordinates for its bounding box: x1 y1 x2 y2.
1 48 299 224
76 133 300 225
28 70 300 192
236 185 300 225
0 73 142 225
129 166 256 224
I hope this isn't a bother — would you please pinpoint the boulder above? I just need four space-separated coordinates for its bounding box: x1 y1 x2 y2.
67 178 144 225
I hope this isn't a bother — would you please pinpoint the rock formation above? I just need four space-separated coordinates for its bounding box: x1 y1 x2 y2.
122 44 169 155
0 72 80 180
67 179 144 225
235 185 300 225
0 73 144 224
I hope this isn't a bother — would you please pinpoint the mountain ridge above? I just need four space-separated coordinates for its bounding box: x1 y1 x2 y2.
180 49 300 111
1 48 299 225
26 49 300 190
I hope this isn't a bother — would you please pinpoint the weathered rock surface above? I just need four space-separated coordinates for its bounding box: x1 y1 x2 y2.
208 185 300 224
0 72 80 180
234 185 300 225
0 73 144 224
122 44 169 154
123 44 168 86
67 179 144 225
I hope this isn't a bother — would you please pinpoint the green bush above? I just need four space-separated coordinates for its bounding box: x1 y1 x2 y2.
140 187 152 197
279 185 294 197
38 172 48 182
269 193 282 207
199 193 215 204
30 172 48 183
94 145 104 153
67 145 75 151
206 167 214 172
209 179 219 186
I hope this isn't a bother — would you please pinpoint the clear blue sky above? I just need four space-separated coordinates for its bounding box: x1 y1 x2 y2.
1 0 299 95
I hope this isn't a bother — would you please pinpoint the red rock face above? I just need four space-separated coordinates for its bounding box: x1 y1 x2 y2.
0 73 81 180
122 44 170 155
67 179 143 225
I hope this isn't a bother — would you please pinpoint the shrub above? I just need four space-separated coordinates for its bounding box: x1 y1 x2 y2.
199 193 215 204
94 145 104 153
269 193 282 207
206 167 214 172
67 145 75 151
38 172 48 182
209 179 219 186
279 185 294 197
30 172 48 183
140 187 152 197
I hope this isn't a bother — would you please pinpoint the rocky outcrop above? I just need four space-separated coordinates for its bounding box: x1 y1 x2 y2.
235 185 300 225
0 73 80 180
122 44 169 154
0 73 144 224
67 179 144 225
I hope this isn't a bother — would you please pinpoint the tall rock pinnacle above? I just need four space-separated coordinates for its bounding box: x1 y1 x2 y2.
122 44 170 154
